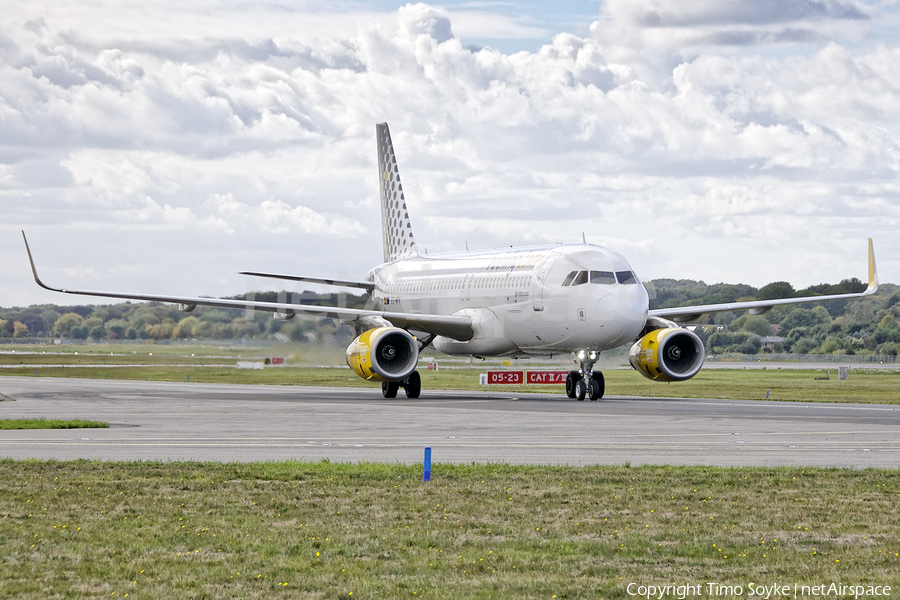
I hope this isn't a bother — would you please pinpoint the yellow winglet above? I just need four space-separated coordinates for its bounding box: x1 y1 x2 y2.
865 238 879 295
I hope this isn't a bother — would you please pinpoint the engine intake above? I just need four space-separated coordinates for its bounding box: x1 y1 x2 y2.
346 327 418 382
628 327 705 382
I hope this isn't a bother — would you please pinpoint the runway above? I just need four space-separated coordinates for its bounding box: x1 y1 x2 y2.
1 376 899 468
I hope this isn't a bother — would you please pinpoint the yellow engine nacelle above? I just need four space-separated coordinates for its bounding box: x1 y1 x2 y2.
628 327 705 382
346 327 419 382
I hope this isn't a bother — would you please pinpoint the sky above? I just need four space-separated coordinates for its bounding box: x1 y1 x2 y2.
1 0 899 308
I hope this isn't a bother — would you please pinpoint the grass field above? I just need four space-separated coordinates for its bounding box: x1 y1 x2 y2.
2 460 899 599
3 344 900 598
0 418 108 430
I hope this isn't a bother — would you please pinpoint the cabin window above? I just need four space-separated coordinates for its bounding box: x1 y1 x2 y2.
616 271 637 285
590 271 616 285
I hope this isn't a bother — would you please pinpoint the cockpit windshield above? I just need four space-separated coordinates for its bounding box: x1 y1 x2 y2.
616 271 637 285
562 270 636 286
591 271 616 285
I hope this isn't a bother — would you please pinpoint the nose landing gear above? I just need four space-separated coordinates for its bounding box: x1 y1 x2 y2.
566 351 605 401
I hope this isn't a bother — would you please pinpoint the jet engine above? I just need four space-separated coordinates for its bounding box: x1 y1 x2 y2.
346 326 419 382
628 327 705 382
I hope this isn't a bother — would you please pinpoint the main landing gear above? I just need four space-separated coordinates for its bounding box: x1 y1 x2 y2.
565 350 605 401
381 370 421 399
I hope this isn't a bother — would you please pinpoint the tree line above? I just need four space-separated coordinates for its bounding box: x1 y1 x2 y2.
0 291 370 345
648 278 900 356
2 280 899 356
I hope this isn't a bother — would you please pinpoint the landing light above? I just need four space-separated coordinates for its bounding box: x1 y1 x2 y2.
578 350 586 359
589 351 597 360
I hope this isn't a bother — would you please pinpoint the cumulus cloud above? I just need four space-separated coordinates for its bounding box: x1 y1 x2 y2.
593 0 875 84
612 0 868 28
202 194 367 237
0 0 898 306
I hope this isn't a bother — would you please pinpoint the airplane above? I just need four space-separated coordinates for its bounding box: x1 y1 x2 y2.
23 123 880 401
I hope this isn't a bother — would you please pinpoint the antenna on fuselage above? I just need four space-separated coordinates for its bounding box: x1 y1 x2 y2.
582 232 586 244
465 241 469 251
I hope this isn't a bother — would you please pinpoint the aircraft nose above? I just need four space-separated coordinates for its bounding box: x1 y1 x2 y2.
595 287 648 345
622 286 648 320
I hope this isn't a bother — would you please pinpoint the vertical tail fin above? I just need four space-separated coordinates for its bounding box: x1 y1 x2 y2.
376 123 419 262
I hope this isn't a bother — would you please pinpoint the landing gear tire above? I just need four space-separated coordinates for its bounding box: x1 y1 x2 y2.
589 372 605 401
574 378 587 401
404 370 421 399
382 381 399 398
565 371 580 399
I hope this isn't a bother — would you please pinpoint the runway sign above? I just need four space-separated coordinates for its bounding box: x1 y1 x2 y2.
526 371 567 384
486 371 524 384
484 371 567 384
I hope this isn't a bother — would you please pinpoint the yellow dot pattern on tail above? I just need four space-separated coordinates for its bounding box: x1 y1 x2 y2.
376 123 419 263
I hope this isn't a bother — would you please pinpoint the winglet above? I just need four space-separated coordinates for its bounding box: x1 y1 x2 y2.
21 231 59 292
865 237 879 295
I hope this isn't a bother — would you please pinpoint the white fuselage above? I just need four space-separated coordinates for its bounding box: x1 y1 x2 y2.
367 244 649 357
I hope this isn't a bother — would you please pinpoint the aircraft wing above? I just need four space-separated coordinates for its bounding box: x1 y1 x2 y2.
22 232 473 341
649 239 880 323
238 271 375 292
